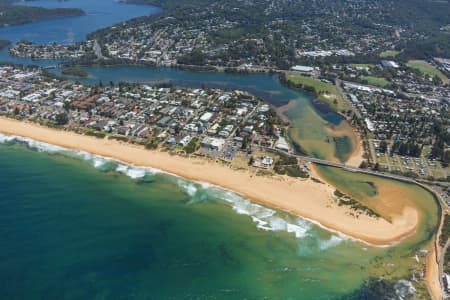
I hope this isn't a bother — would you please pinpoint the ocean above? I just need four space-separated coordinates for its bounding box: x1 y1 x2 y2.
0 134 438 299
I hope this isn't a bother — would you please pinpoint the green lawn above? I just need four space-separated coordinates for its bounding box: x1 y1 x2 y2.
285 74 349 112
350 63 375 69
406 60 449 83
359 76 390 88
379 50 400 58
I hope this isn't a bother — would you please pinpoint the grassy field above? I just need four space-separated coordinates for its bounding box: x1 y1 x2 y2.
406 60 449 83
350 63 375 69
379 50 400 58
359 76 391 87
285 74 348 112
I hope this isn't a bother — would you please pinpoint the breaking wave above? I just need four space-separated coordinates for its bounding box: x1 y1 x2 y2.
0 133 345 249
174 179 345 250
0 133 160 179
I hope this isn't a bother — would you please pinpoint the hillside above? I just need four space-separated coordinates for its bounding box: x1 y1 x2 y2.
89 0 450 68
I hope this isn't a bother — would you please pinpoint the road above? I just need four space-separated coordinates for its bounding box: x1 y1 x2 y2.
94 40 106 60
335 78 362 119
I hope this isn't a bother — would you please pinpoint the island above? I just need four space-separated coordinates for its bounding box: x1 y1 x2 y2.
0 1 84 27
61 67 88 77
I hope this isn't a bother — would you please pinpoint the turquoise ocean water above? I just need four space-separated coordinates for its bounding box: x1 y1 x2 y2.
0 134 436 299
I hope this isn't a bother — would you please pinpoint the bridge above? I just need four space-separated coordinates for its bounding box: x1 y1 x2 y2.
43 65 59 70
263 146 423 185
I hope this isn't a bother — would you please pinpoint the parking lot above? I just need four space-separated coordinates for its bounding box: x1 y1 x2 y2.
219 141 241 160
198 140 242 161
369 140 449 179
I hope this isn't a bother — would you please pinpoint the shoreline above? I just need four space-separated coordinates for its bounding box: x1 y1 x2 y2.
0 117 422 246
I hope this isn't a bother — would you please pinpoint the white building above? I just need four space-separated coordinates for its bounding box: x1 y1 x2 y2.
178 135 192 147
275 137 290 152
381 60 399 69
201 136 226 151
291 65 314 73
200 112 213 122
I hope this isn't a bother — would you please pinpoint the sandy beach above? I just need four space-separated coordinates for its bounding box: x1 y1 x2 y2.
0 117 421 246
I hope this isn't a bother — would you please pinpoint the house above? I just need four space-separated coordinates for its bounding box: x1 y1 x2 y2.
200 112 213 122
178 135 192 147
275 137 290 152
201 136 225 151
261 156 274 167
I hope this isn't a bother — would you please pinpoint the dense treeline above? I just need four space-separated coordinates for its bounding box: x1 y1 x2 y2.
400 33 450 60
430 120 450 166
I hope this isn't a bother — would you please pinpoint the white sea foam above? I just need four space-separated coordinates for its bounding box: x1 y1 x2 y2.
116 164 128 174
93 157 109 168
0 134 15 143
0 132 347 247
6 134 65 153
318 235 344 250
177 179 198 197
198 186 327 242
115 164 149 178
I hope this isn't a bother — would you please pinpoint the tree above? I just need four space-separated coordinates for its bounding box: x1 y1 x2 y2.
398 142 408 156
379 140 388 153
359 161 368 169
63 101 71 111
432 75 442 86
55 113 69 125
372 162 381 171
443 150 450 167
248 156 255 166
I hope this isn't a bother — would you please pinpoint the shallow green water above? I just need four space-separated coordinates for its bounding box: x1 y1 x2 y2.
0 135 438 299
